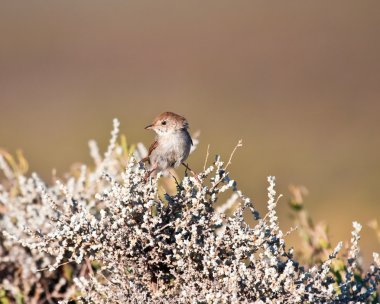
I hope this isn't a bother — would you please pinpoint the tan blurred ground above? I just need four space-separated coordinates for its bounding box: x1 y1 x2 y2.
1 1 379 260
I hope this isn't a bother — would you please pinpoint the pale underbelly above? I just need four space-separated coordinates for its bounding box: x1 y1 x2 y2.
150 144 190 170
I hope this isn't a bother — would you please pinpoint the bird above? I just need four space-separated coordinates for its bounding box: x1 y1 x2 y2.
142 112 197 181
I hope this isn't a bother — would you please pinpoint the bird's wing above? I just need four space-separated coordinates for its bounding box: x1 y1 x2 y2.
184 129 193 146
141 140 158 163
148 140 159 155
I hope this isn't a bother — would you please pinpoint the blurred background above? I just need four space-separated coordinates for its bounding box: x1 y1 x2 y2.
0 1 379 260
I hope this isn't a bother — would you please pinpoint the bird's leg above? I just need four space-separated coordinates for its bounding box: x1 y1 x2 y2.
141 156 150 163
168 170 180 188
144 164 157 183
182 163 201 185
183 164 188 175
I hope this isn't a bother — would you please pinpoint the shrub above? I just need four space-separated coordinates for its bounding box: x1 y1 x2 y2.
1 119 379 303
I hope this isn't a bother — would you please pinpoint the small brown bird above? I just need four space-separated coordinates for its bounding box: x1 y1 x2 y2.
142 112 195 181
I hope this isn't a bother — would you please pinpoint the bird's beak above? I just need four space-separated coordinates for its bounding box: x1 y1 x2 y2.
145 124 153 130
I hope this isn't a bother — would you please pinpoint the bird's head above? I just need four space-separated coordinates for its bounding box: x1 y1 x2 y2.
145 112 189 136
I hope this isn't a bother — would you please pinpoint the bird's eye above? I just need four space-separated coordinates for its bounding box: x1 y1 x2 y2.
161 121 167 125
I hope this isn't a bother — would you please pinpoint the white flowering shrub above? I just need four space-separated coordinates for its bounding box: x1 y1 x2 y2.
1 119 379 303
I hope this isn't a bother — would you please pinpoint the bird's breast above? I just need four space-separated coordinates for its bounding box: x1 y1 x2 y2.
150 131 192 170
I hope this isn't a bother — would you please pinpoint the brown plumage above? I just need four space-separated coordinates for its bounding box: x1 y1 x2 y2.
143 112 195 181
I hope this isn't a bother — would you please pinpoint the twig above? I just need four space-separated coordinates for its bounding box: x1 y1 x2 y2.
224 139 242 171
209 140 242 193
86 258 94 276
203 144 210 171
209 171 230 193
182 163 201 186
36 260 72 272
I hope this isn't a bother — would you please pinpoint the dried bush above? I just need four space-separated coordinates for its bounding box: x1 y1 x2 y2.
1 119 379 303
